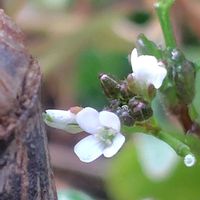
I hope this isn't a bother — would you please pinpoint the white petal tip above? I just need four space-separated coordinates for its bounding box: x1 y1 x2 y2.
184 154 196 167
74 136 104 163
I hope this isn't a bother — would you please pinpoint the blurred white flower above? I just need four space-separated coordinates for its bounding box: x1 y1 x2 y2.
74 107 125 163
43 109 82 133
131 48 167 89
134 133 179 181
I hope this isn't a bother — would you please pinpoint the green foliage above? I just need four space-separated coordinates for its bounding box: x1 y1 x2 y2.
152 92 200 158
75 49 131 109
128 11 151 25
152 93 183 134
107 142 200 200
136 34 162 59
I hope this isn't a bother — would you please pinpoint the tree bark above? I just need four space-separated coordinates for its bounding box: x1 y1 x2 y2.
0 9 57 199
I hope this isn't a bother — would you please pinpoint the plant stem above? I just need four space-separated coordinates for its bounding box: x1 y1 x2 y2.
123 122 192 158
155 0 176 48
154 131 191 157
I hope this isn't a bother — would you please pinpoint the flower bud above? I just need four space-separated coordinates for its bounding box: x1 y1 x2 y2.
165 48 195 104
128 97 153 121
99 73 134 100
116 105 135 126
99 73 121 99
43 109 82 133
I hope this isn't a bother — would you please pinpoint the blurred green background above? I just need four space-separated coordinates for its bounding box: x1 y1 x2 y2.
2 0 200 199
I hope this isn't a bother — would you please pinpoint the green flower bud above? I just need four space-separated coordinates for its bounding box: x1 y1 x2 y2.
165 48 196 104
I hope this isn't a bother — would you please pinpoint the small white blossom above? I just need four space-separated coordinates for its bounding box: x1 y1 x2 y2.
74 107 125 163
131 48 167 89
134 133 179 181
43 109 82 134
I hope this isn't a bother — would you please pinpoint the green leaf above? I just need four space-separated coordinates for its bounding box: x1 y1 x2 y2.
136 34 162 59
107 141 200 200
151 93 184 134
152 92 200 157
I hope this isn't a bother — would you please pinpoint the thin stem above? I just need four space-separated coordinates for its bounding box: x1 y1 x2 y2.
155 0 176 48
154 131 191 157
123 122 193 158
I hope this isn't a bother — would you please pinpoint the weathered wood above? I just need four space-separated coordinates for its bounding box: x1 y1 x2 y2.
0 9 57 199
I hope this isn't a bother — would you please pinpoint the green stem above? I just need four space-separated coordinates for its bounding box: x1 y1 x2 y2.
123 122 192 158
154 131 191 157
155 0 176 48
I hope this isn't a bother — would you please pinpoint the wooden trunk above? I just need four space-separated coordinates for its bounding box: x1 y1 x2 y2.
0 9 57 200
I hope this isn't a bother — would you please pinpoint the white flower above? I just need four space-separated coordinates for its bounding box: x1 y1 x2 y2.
131 48 167 89
74 107 125 163
43 109 82 133
134 133 179 181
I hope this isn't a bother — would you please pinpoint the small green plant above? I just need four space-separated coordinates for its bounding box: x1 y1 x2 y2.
44 0 200 168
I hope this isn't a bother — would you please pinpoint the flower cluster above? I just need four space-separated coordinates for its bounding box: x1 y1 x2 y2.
43 48 168 163
44 107 125 163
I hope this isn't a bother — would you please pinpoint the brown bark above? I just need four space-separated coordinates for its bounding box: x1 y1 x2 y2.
0 9 57 199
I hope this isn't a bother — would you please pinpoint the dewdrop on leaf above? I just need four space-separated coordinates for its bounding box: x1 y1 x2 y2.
184 154 196 167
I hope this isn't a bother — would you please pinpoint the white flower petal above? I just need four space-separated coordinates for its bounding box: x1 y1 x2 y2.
74 135 105 163
135 55 158 68
103 133 125 157
130 48 167 89
151 67 167 89
44 110 81 133
46 109 76 123
132 55 159 81
44 120 81 133
76 107 100 134
99 111 121 132
65 124 83 134
131 48 138 70
134 133 179 181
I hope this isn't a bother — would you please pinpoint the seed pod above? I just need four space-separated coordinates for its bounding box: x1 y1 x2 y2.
128 97 153 121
